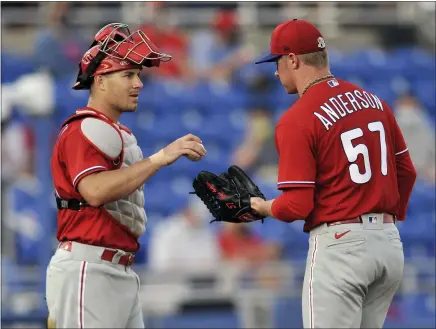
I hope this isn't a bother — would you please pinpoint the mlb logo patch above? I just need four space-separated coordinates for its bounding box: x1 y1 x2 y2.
327 79 339 87
368 216 378 223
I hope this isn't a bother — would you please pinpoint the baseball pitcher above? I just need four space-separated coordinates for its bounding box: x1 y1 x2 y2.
249 19 417 328
46 23 206 328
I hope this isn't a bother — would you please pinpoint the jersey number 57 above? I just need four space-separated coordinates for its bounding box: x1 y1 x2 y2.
340 121 387 184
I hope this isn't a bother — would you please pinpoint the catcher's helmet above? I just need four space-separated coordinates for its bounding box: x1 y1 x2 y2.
73 22 171 90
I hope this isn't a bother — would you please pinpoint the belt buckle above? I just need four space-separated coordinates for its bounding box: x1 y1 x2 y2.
61 200 69 209
59 241 72 251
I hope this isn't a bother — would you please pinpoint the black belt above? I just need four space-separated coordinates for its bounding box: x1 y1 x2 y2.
56 196 89 211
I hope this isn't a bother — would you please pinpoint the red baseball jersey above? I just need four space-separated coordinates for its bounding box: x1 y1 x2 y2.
275 78 409 232
51 108 139 252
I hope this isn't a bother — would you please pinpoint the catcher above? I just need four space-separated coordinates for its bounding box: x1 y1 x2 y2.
47 23 206 328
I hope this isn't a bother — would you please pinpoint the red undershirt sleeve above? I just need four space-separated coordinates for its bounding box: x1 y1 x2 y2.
275 123 316 189
271 187 315 222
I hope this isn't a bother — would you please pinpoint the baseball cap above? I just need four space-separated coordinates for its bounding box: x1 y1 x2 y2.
255 19 326 64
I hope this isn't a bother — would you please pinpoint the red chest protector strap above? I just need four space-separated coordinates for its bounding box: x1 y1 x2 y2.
62 108 116 129
61 108 125 166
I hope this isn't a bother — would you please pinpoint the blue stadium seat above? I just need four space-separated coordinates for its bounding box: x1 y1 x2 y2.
268 85 298 114
136 81 159 112
1 52 36 83
254 180 280 200
8 180 51 265
136 113 191 141
413 181 436 203
162 155 208 179
406 181 436 216
398 212 435 258
345 48 393 80
168 174 195 198
412 79 436 112
151 79 202 116
196 141 233 171
392 47 436 79
273 297 303 328
365 82 397 106
54 77 88 122
193 80 249 115
400 294 436 325
143 183 187 216
119 113 139 133
389 75 413 96
178 109 207 132
135 110 245 160
191 111 247 145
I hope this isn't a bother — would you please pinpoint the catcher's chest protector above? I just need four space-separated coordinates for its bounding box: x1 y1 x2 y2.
62 109 147 237
104 128 147 237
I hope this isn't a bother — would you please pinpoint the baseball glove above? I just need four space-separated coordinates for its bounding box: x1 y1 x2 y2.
191 165 266 223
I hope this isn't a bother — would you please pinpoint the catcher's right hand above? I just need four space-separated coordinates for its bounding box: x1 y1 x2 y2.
150 134 206 167
191 165 266 223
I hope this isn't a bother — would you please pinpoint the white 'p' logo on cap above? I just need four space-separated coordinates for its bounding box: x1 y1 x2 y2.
317 37 326 49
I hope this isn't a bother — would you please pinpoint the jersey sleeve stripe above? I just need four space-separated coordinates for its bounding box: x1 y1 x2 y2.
58 124 69 138
73 166 107 186
395 148 409 156
278 181 315 186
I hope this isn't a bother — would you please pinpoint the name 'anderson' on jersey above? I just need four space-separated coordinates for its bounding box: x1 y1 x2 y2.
313 86 384 131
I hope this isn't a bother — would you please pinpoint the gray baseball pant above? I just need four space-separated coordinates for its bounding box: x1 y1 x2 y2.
46 241 144 328
302 213 404 328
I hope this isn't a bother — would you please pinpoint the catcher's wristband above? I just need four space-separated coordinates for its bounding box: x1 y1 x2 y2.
149 150 166 168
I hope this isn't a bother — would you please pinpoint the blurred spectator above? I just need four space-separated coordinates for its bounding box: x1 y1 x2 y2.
138 2 193 82
1 117 35 259
229 42 281 180
190 9 255 82
218 222 284 290
394 93 435 183
231 65 285 180
33 2 87 79
231 107 279 180
218 222 282 266
148 199 220 273
1 119 35 183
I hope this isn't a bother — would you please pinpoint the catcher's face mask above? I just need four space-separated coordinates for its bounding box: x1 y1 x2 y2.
73 22 172 90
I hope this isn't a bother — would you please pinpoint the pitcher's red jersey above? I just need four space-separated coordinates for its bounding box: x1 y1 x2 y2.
275 78 409 232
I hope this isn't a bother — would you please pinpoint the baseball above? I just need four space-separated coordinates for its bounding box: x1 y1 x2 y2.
199 143 207 153
186 143 206 161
